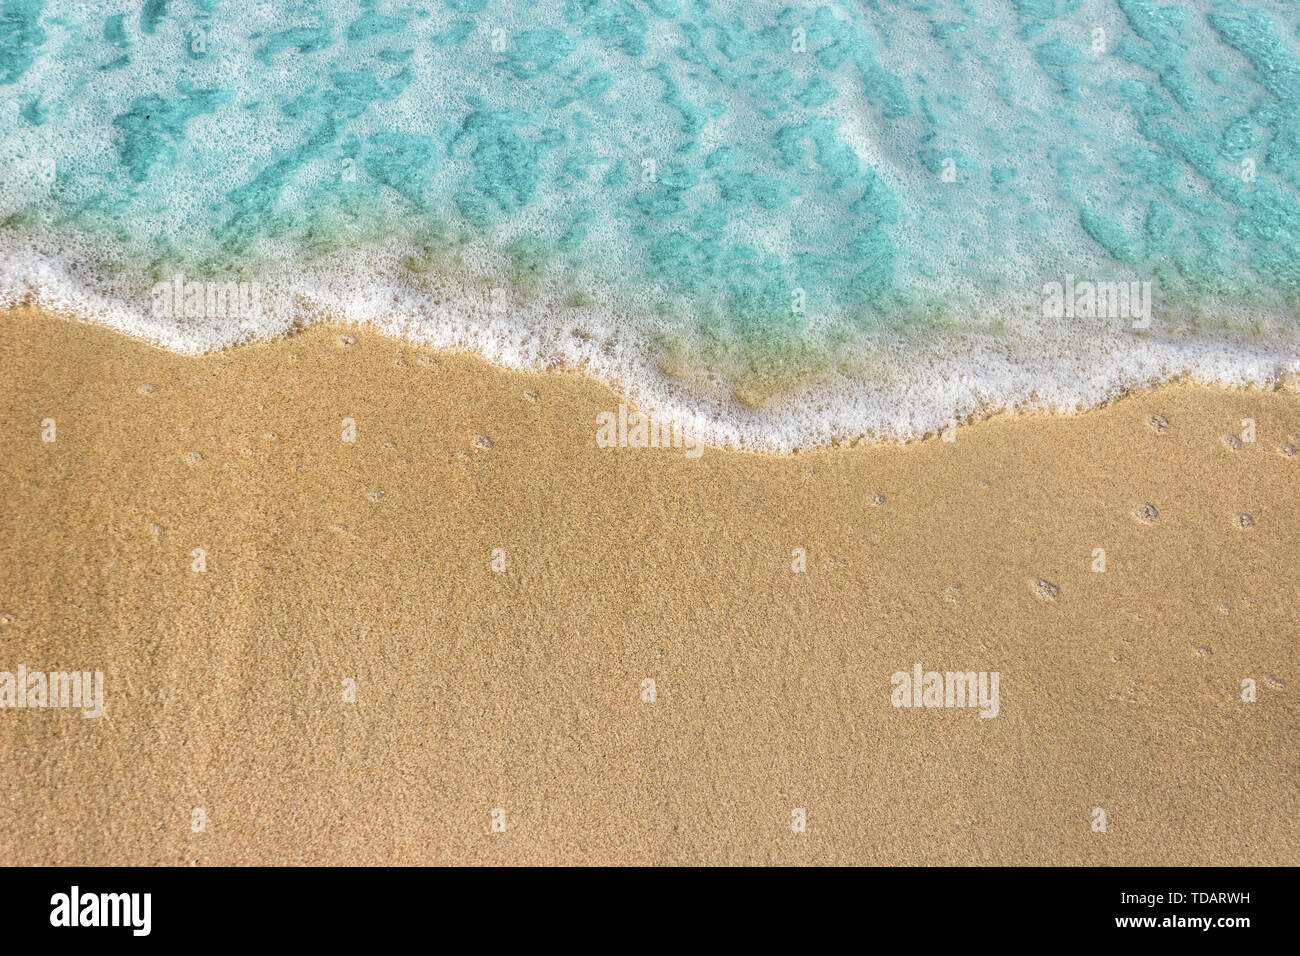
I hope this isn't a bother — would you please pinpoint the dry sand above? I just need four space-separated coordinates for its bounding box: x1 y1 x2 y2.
1 306 1297 865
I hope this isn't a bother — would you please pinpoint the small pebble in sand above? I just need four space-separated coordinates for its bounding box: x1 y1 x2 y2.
1195 646 1213 657
944 584 962 603
337 334 356 348
383 441 396 450
418 355 438 367
138 384 156 395
1136 503 1158 523
1033 579 1060 599
474 435 494 450
1264 676 1286 690
148 522 164 536
1223 433 1243 450
1236 512 1255 529
869 492 886 505
1281 443 1296 457
264 431 277 441
1148 414 1169 432
523 389 540 403
184 451 202 465
0 613 15 625
368 490 385 501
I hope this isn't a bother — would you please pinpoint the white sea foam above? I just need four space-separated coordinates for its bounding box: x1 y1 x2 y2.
4 233 1296 452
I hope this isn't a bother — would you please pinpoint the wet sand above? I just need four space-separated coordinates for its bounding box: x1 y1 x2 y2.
1 306 1297 865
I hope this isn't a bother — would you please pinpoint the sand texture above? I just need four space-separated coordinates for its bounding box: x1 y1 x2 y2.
1 307 1297 865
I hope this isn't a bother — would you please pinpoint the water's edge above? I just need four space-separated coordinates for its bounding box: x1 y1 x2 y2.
6 260 1297 453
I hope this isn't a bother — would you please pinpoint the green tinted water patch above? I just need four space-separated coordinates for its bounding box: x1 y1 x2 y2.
254 26 334 64
0 0 45 85
112 89 234 183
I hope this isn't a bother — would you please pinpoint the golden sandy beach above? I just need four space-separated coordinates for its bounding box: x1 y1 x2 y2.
1 306 1297 865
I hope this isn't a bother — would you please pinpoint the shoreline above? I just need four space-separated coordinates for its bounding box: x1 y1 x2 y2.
2 293 1300 450
2 305 1297 865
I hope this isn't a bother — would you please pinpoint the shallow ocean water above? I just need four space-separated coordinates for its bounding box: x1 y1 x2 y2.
2 0 1299 447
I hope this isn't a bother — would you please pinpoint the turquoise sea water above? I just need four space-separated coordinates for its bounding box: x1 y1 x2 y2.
2 0 1299 446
